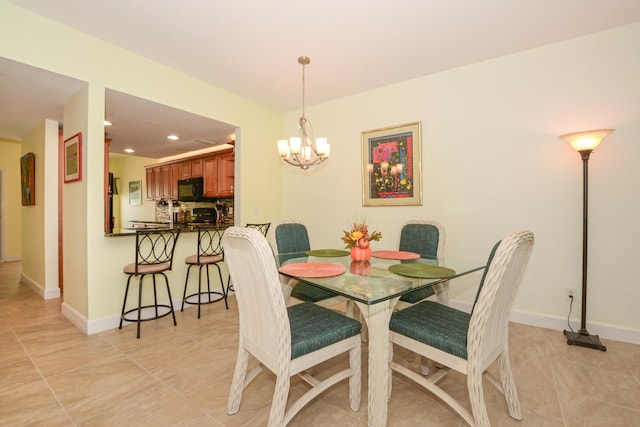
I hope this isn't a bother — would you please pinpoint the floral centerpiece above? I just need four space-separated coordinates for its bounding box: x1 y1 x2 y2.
341 220 382 262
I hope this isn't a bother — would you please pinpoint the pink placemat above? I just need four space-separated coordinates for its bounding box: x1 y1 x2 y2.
371 250 420 260
279 263 346 278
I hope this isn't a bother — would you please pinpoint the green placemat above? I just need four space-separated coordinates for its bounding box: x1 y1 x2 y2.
388 263 456 279
306 249 350 257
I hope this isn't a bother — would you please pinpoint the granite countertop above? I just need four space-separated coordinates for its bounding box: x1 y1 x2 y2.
106 222 232 237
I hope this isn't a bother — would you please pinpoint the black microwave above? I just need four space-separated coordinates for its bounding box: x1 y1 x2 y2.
177 177 204 202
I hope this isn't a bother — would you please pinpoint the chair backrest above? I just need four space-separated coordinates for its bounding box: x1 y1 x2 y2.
266 220 311 255
467 230 534 370
195 226 225 262
245 222 271 237
134 228 181 273
398 220 445 259
222 227 291 370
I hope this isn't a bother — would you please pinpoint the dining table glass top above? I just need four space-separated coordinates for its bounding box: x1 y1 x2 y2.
277 251 486 305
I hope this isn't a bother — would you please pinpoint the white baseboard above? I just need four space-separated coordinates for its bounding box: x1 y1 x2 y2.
61 302 88 335
20 272 60 300
20 272 43 298
2 255 21 262
449 300 640 346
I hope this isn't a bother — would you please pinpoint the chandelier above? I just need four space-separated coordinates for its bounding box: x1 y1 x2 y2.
277 56 330 170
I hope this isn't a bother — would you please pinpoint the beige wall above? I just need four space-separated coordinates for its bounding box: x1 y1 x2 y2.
280 22 640 342
0 139 22 260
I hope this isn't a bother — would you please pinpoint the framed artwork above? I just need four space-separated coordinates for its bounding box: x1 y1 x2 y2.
129 180 142 206
361 121 422 206
64 132 82 183
20 152 35 206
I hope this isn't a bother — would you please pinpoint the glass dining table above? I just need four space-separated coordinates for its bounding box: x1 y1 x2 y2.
277 250 485 427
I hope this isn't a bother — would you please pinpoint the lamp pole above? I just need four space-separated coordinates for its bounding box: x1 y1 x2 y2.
560 129 613 352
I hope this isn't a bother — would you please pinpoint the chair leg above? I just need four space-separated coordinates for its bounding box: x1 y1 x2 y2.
214 263 229 310
152 274 159 318
136 275 144 339
181 265 193 312
163 273 177 327
197 265 203 319
498 349 522 420
420 356 431 375
268 370 290 427
349 339 362 412
119 275 133 329
467 369 490 427
227 346 250 415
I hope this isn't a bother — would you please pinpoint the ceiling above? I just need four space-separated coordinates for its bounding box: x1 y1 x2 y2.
3 0 640 158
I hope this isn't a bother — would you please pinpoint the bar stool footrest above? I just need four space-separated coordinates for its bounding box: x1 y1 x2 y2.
122 304 174 323
183 291 226 306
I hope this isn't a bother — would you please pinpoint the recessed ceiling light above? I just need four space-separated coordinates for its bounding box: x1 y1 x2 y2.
124 148 135 153
167 134 180 141
104 120 112 126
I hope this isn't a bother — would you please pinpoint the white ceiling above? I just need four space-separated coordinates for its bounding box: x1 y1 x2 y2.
3 0 640 158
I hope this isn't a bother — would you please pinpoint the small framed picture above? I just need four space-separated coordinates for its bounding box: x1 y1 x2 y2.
64 132 82 183
129 180 142 206
20 152 35 206
361 121 422 206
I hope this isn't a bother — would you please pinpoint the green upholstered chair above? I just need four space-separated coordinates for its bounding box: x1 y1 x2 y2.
396 220 447 308
120 228 181 339
388 231 534 427
267 220 344 306
222 227 361 426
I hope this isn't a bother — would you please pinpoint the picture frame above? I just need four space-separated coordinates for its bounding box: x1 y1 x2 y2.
20 152 35 206
129 180 142 206
361 121 422 206
63 132 82 183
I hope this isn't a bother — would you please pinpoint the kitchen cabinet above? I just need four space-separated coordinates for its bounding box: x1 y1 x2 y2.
145 148 233 200
146 168 154 200
203 150 234 198
191 158 203 177
203 157 218 197
217 151 235 197
180 158 203 179
170 163 181 199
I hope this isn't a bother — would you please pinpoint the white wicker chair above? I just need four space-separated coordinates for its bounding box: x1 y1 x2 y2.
222 227 362 426
267 219 346 308
388 230 534 427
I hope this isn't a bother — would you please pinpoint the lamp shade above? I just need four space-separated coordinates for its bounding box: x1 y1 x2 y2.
560 129 614 152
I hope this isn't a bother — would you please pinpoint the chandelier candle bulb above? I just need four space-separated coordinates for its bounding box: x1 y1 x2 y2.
278 140 290 157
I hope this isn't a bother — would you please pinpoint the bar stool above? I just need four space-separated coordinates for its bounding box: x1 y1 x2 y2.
120 228 181 339
245 222 271 237
181 225 228 318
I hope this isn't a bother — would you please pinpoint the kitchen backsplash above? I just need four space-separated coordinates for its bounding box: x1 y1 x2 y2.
155 199 234 225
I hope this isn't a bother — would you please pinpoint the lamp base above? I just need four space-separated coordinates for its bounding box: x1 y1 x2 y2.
563 329 606 351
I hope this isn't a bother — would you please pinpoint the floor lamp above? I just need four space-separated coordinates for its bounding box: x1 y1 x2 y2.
560 128 613 352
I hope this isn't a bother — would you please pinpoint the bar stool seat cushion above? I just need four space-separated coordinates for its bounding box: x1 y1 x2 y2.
184 254 224 265
123 262 171 275
289 302 362 359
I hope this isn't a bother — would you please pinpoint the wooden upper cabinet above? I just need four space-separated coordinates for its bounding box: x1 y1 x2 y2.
146 168 155 200
152 167 162 200
191 158 203 177
145 149 233 200
217 151 235 197
203 156 218 197
170 163 181 199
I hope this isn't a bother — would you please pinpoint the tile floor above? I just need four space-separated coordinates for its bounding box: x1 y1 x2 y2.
1 260 639 426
